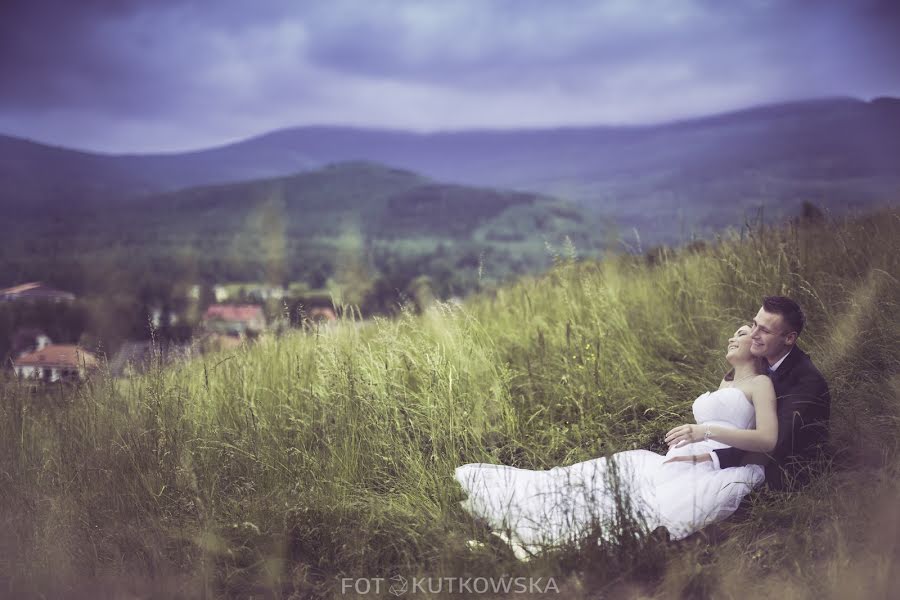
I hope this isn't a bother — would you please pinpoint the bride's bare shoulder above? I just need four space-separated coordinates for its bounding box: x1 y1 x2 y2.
749 374 775 397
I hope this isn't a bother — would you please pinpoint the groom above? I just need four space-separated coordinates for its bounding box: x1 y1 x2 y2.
711 296 831 491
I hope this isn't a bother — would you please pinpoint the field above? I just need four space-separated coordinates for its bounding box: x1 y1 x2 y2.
1 209 898 599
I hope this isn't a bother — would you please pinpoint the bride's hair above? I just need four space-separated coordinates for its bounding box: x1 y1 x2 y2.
723 356 768 381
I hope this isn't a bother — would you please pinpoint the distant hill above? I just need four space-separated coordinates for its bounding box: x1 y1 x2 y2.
3 96 900 243
1 162 603 300
126 161 595 241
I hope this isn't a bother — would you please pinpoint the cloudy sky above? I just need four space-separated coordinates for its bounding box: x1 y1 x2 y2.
1 0 898 153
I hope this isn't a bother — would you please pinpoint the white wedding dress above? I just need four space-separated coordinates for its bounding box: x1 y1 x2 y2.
454 387 764 559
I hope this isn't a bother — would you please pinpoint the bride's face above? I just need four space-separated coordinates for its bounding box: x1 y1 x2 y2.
725 325 753 362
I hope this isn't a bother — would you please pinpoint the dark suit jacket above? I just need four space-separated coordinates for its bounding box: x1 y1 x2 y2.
713 346 830 490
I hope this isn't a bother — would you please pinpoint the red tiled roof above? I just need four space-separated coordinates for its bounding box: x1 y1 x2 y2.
13 344 99 369
203 304 264 322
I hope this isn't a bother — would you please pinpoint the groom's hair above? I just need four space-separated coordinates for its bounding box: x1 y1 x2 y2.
763 296 805 336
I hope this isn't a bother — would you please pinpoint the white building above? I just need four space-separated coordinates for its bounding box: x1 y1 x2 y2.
13 344 100 382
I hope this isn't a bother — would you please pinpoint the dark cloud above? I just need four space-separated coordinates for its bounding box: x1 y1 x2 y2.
1 0 188 113
302 0 899 93
0 0 897 152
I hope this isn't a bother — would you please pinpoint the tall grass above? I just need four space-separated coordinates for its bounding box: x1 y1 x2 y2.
1 210 898 599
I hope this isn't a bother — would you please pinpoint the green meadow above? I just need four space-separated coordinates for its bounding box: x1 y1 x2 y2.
2 209 898 599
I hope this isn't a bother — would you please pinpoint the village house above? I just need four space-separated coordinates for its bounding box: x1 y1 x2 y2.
202 304 266 336
0 281 75 303
12 344 99 382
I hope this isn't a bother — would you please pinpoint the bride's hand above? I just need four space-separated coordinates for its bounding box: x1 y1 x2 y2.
664 424 701 447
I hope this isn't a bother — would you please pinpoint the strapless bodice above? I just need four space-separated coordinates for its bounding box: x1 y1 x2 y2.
692 387 756 430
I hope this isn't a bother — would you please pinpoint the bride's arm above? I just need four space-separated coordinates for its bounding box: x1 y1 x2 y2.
705 376 777 452
665 376 778 453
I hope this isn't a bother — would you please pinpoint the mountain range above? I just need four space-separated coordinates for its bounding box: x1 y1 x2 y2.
3 96 900 244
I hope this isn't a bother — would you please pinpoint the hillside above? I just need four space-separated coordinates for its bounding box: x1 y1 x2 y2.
3 97 899 242
2 209 897 598
111 160 602 265
0 162 603 307
129 161 583 241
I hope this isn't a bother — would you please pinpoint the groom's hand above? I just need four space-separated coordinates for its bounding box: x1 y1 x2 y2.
663 454 712 465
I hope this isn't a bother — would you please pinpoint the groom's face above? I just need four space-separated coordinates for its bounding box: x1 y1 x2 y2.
750 307 793 363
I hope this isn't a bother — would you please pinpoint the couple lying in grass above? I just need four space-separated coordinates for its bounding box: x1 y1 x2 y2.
455 296 831 560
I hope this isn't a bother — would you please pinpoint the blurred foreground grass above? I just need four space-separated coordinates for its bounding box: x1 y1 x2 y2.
1 210 899 599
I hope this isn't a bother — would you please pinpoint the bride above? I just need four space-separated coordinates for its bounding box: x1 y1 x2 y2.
454 325 777 560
